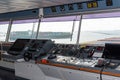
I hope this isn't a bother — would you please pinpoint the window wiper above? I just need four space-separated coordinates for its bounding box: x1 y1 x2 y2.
31 22 36 38
70 16 77 41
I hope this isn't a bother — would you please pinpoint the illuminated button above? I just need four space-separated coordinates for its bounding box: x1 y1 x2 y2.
87 1 98 8
87 3 92 8
93 2 98 8
41 59 48 64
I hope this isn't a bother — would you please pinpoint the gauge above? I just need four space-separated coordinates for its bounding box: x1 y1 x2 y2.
77 3 82 9
60 5 65 11
68 4 74 10
106 0 113 6
51 6 56 12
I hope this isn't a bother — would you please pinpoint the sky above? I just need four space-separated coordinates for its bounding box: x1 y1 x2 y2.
81 17 120 31
40 17 120 32
0 24 8 33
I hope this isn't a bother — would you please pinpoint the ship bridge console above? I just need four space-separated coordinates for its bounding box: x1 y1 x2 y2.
0 0 120 80
15 40 120 80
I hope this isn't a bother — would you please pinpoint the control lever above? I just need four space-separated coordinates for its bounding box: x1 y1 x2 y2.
47 46 58 59
23 52 32 61
87 48 95 58
48 54 56 59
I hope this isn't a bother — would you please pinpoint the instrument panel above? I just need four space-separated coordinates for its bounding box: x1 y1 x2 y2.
5 39 120 73
46 44 105 67
43 0 119 17
37 43 120 71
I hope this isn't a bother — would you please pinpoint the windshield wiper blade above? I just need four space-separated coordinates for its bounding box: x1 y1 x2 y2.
70 16 78 41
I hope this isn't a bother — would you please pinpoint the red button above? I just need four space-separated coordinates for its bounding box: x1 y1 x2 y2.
41 59 48 64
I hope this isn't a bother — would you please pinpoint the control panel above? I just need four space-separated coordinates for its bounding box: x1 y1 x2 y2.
46 44 105 67
44 43 120 70
3 39 54 62
15 42 120 80
43 0 120 17
5 38 120 71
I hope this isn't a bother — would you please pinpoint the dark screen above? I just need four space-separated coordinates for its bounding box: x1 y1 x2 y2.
8 39 30 55
102 43 120 60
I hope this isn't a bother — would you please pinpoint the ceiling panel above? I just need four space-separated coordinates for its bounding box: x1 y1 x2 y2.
0 0 92 13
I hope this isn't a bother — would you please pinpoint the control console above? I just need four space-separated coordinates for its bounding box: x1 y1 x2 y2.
45 43 120 69
45 44 105 67
2 39 54 62
10 40 120 70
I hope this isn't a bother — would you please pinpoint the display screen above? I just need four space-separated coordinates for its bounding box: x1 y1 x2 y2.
102 43 120 60
8 39 30 55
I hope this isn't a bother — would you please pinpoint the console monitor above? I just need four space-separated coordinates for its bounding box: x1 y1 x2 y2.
7 39 30 56
102 43 120 60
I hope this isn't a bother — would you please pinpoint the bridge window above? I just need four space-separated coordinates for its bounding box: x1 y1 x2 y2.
80 11 120 45
38 16 80 44
9 19 38 42
0 21 9 41
6 11 120 45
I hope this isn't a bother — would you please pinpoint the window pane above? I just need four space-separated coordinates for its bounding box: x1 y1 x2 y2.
80 12 120 45
0 22 9 41
38 16 80 44
9 19 38 42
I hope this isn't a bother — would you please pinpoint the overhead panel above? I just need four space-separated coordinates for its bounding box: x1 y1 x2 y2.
0 0 92 14
43 0 120 17
0 8 39 21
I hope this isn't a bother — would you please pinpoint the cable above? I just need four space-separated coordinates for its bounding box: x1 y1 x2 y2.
99 59 111 80
70 16 78 41
100 65 105 80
